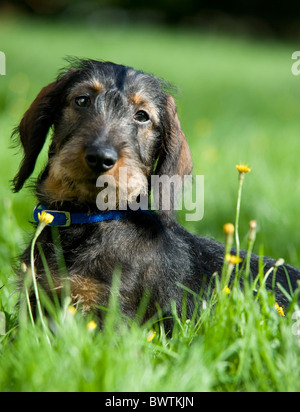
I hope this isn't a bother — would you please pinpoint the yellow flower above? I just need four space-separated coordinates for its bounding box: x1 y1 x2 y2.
67 306 77 316
38 211 54 225
223 223 235 235
222 286 231 295
87 320 97 331
236 164 251 174
225 254 243 265
275 303 285 317
147 330 156 342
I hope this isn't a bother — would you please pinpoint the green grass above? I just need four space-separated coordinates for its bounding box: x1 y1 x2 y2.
1 16 300 392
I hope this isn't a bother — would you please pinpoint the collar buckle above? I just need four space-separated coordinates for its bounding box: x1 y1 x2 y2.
33 205 71 227
47 210 71 227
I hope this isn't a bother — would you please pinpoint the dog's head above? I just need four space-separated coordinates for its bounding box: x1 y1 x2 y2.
12 59 193 215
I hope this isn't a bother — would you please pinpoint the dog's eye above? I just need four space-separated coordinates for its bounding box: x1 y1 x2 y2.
75 96 91 108
134 110 150 123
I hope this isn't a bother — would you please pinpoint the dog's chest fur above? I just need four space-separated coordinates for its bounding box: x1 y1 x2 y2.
23 212 212 320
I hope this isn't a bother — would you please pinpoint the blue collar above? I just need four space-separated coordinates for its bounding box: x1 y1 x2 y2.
33 204 148 227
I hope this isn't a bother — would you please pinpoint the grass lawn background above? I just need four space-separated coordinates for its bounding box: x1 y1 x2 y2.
0 16 300 392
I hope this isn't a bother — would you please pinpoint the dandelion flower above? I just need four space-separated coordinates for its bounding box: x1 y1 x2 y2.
222 286 231 295
87 320 97 331
223 223 235 235
275 303 285 317
225 254 243 265
67 306 77 316
236 164 251 174
38 211 54 225
147 330 156 342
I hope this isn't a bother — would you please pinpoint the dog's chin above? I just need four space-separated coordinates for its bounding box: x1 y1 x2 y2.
95 181 149 212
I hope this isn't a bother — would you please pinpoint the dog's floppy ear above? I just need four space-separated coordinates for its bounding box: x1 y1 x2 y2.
155 94 193 215
12 70 76 192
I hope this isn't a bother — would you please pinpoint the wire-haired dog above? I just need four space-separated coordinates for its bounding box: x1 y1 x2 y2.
12 59 300 328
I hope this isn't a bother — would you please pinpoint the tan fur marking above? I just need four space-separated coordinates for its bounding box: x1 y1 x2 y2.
131 93 159 124
67 81 105 104
105 152 149 204
40 273 110 312
68 275 110 311
42 138 100 203
132 93 143 106
89 80 105 93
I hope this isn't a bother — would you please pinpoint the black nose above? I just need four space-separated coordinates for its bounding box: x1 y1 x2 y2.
85 147 118 174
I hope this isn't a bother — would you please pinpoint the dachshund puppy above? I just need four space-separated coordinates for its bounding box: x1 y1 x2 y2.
12 59 300 328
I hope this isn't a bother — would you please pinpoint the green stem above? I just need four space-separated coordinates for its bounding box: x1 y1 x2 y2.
30 222 51 344
245 222 256 291
235 173 244 273
24 282 35 328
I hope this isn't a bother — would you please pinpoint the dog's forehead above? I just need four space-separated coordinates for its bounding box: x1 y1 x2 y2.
91 62 160 91
68 62 165 102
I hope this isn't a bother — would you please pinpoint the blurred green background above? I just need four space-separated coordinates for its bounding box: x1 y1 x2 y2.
0 2 300 300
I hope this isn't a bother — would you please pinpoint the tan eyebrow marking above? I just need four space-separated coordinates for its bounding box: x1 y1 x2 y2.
89 80 105 93
132 93 144 106
68 81 105 99
131 93 160 123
